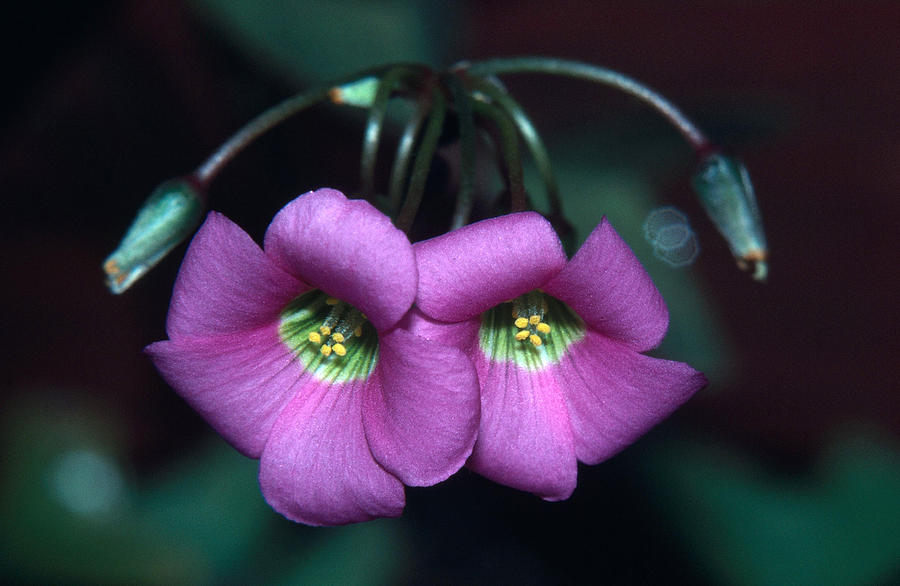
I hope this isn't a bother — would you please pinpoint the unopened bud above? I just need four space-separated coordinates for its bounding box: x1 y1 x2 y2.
692 153 768 281
328 76 380 108
103 178 204 294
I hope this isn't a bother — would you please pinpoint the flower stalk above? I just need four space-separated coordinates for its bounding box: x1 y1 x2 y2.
471 97 526 213
360 66 427 198
395 81 446 233
442 73 477 230
464 56 711 151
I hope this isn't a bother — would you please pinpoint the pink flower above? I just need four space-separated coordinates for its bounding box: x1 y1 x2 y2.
410 212 706 500
146 188 480 525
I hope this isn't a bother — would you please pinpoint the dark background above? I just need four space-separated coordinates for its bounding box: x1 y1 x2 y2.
2 2 898 584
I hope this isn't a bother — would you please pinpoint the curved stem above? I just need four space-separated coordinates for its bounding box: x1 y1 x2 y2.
395 83 446 233
468 76 562 218
194 86 330 186
360 66 422 198
472 98 526 213
465 57 710 151
388 96 429 214
443 73 477 229
193 63 428 188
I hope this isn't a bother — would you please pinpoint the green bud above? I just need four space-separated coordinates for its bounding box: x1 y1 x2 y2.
103 178 204 294
328 76 380 108
692 153 768 281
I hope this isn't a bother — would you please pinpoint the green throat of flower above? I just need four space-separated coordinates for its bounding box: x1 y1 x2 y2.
479 291 585 370
279 291 379 382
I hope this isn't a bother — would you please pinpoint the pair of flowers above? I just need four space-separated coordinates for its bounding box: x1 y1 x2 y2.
147 188 705 526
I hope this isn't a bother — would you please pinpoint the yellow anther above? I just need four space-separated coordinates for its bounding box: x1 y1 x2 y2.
331 332 345 343
514 317 529 329
325 297 339 305
354 325 363 337
515 330 530 341
320 344 333 356
308 331 322 344
332 343 347 356
529 334 543 347
536 322 551 334
529 315 541 326
319 325 332 336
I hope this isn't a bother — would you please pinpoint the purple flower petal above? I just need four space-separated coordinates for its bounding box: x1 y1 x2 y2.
363 328 480 486
415 212 566 323
467 352 577 501
145 325 305 458
263 188 416 331
166 212 308 339
543 218 669 351
398 308 481 350
556 331 706 465
258 376 405 526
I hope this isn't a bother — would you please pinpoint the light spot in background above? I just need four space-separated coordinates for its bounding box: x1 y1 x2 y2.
49 449 125 516
643 206 700 268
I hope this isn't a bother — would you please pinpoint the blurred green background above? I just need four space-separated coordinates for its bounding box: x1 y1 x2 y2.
2 2 898 584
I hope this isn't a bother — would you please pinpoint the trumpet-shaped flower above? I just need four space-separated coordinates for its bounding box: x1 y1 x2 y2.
411 212 706 500
146 189 480 525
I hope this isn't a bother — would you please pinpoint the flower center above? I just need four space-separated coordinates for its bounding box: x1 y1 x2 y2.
279 291 378 382
479 291 585 370
511 290 552 347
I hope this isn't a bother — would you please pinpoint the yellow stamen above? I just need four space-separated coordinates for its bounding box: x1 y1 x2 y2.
325 297 339 305
354 325 363 337
514 317 529 329
332 343 347 356
331 332 345 343
320 344 333 356
308 331 322 344
529 315 541 326
529 334 543 347
515 330 530 341
319 325 332 336
536 322 551 334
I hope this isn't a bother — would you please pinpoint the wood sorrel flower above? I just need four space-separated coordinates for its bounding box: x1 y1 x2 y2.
410 212 706 500
146 188 479 526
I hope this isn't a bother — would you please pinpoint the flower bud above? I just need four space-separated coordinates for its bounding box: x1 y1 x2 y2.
103 178 204 294
328 76 380 108
692 152 768 281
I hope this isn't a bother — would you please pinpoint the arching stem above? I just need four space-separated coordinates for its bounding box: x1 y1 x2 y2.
443 73 477 230
471 98 526 213
194 65 397 187
360 66 425 198
395 83 447 233
388 97 429 215
467 75 564 220
465 57 711 151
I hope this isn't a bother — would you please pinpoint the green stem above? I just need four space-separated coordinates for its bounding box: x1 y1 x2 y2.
472 98 526 213
465 57 710 150
395 83 446 233
387 96 429 214
443 73 477 229
193 64 411 187
194 86 329 186
468 76 562 218
360 66 424 198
